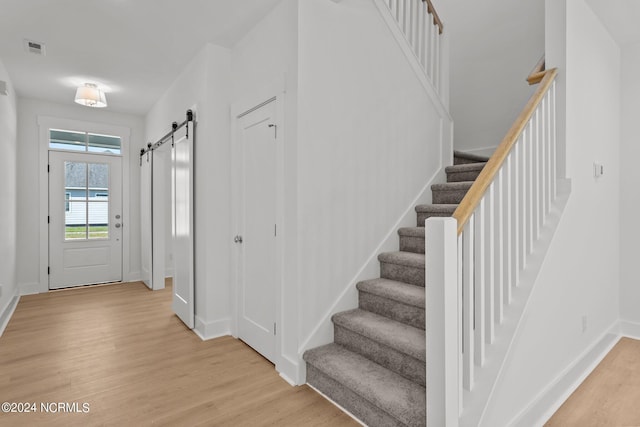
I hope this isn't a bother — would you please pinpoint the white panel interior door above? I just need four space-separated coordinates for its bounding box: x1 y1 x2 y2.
237 100 277 363
172 126 195 329
49 151 122 289
140 152 153 289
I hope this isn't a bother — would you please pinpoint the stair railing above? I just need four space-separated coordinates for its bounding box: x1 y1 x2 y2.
382 0 444 95
425 64 559 426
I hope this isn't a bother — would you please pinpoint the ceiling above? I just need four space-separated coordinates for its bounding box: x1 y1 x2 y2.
0 0 282 115
586 0 640 46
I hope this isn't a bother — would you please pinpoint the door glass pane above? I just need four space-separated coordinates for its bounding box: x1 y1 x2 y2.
89 163 109 195
88 202 109 239
65 202 87 240
50 129 86 151
65 162 87 200
88 133 121 155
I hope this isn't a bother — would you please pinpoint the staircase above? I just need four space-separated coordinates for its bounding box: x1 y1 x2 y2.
303 151 490 427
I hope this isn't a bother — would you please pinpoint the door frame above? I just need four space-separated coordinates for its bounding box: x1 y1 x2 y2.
37 116 131 294
230 87 285 369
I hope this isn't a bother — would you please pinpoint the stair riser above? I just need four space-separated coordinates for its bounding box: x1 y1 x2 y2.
334 326 426 387
454 157 480 165
432 189 469 204
306 365 406 427
358 291 425 330
380 262 424 287
399 234 424 254
416 211 454 227
447 170 482 183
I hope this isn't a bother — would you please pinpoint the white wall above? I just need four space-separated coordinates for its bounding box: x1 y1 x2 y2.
0 58 18 321
145 43 231 339
296 0 450 365
230 0 299 380
16 98 145 292
481 0 621 424
435 0 544 155
620 42 640 325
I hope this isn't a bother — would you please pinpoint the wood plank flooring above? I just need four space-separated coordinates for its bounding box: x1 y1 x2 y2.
546 337 640 426
0 281 358 427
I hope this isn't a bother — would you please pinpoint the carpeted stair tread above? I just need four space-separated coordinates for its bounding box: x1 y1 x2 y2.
445 162 486 174
333 309 425 361
398 227 425 238
431 181 474 204
415 204 458 214
378 251 425 269
357 279 425 329
453 150 491 164
303 343 426 427
431 181 475 191
398 227 426 254
357 278 425 309
446 162 486 183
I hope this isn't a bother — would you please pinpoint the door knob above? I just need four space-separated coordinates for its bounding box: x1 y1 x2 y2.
115 223 121 228
234 235 243 243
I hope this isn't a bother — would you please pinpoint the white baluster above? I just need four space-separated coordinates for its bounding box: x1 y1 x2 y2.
495 166 505 323
551 82 557 199
462 219 474 391
417 0 425 66
484 184 495 344
532 110 540 242
474 201 485 367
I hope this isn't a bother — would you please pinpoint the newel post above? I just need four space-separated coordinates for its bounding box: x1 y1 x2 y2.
426 217 460 426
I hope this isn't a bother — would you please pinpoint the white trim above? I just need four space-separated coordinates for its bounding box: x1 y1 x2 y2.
306 384 367 427
277 354 300 386
618 320 640 340
372 0 452 121
0 287 20 337
37 116 132 293
508 323 620 427
193 316 231 341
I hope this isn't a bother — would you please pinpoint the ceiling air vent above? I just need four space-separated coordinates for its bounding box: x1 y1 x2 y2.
24 39 46 56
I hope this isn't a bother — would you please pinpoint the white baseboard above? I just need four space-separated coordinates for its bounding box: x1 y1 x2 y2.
509 322 621 427
618 320 640 340
193 316 231 341
277 354 302 385
0 287 20 337
126 271 142 283
19 282 40 295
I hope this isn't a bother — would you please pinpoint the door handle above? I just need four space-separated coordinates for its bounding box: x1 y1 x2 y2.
115 223 122 228
234 235 243 243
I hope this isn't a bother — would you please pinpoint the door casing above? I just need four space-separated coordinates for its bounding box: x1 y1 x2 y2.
231 92 285 368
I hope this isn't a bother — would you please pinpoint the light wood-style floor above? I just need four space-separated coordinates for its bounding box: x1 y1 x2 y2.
546 337 640 426
0 281 357 427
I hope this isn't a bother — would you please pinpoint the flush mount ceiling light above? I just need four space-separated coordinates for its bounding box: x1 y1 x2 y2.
74 83 107 108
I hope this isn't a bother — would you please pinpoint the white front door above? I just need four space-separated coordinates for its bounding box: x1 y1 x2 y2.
236 100 277 363
49 151 123 289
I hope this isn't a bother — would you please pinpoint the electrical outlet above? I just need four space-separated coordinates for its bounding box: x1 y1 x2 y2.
582 315 588 333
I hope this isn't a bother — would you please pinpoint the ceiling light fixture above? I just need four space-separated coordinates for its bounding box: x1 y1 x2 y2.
74 83 107 108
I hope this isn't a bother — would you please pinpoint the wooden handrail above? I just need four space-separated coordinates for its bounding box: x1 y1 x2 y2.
452 68 558 235
527 55 546 85
424 0 444 34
